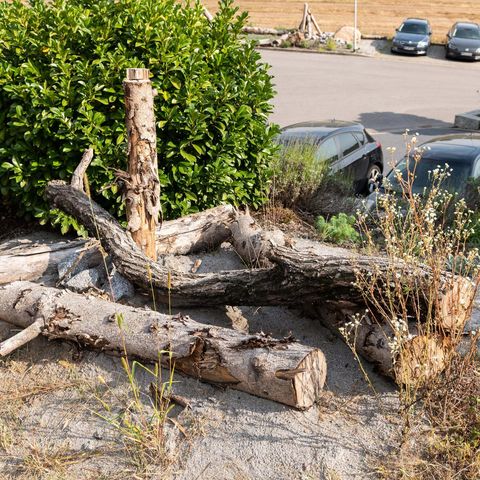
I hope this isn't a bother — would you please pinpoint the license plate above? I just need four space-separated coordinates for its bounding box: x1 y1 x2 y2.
404 46 415 50
461 52 473 56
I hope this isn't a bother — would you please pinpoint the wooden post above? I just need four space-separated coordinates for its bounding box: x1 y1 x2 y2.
299 3 308 32
123 68 161 261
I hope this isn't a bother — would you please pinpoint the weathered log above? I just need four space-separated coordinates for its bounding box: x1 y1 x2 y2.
45 181 475 317
308 9 322 35
0 235 91 285
122 68 161 261
157 205 236 255
312 302 449 385
0 281 326 409
242 26 288 35
229 208 286 267
299 3 308 32
0 206 235 287
0 317 43 357
71 148 94 192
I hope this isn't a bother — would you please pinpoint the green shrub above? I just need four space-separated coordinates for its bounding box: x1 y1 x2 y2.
325 38 336 51
0 0 278 232
270 140 329 208
315 213 359 244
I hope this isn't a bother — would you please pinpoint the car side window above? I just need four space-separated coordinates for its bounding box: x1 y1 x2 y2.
353 131 366 145
338 133 360 157
316 137 339 163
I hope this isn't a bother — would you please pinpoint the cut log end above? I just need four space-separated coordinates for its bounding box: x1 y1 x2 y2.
438 278 475 334
292 349 327 409
394 335 449 387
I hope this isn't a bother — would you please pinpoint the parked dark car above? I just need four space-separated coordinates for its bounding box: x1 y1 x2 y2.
276 121 383 194
446 22 480 60
365 135 480 211
391 18 432 55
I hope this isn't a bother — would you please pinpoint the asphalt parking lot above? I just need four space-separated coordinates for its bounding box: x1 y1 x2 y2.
262 48 480 167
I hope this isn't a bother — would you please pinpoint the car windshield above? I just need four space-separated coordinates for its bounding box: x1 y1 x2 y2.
399 22 428 35
386 156 473 195
453 26 480 39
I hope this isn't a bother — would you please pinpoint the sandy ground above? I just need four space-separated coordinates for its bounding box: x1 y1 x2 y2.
0 234 402 479
204 0 480 43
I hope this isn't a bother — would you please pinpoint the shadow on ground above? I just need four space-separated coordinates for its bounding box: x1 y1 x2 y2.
359 111 452 132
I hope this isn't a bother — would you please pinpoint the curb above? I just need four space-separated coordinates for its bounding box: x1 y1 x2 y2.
256 46 373 58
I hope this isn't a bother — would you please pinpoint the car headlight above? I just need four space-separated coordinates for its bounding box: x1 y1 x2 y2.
418 41 428 48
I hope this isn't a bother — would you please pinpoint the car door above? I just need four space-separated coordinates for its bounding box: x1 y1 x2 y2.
335 132 365 181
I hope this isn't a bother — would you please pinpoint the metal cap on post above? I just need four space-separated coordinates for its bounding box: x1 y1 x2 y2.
126 68 150 81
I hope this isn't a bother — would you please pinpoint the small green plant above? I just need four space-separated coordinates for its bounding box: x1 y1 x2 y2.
94 313 177 475
280 39 293 48
325 38 337 51
315 213 359 244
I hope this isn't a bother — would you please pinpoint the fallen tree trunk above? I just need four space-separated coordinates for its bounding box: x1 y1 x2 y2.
0 206 236 286
157 205 236 255
45 181 475 320
311 301 449 385
0 281 326 409
0 235 91 285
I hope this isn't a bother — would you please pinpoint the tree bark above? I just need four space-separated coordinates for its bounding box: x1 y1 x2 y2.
308 10 322 35
122 68 160 261
310 302 449 385
299 3 308 32
0 235 91 285
45 181 475 320
229 207 286 267
157 205 236 255
0 281 326 409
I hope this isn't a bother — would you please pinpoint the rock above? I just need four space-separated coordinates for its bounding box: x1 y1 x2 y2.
57 245 103 282
64 267 102 292
101 265 135 301
334 26 361 45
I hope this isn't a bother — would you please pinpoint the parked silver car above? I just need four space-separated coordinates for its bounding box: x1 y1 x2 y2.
446 22 480 60
391 18 432 56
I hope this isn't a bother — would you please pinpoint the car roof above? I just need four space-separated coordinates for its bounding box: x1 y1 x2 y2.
280 120 363 135
278 121 364 142
403 18 429 24
419 135 480 163
453 22 480 29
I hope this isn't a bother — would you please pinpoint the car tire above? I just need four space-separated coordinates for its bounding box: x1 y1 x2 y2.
366 164 383 194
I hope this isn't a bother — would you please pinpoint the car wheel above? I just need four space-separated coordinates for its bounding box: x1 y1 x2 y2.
366 164 382 194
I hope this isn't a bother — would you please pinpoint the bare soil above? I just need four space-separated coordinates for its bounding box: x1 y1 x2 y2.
0 231 402 479
205 1 480 43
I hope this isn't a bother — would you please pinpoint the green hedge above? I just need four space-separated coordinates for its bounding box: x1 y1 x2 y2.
0 0 278 232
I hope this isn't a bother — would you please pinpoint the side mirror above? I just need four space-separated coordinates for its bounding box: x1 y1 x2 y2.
395 28 399 32
447 33 451 39
428 31 432 36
